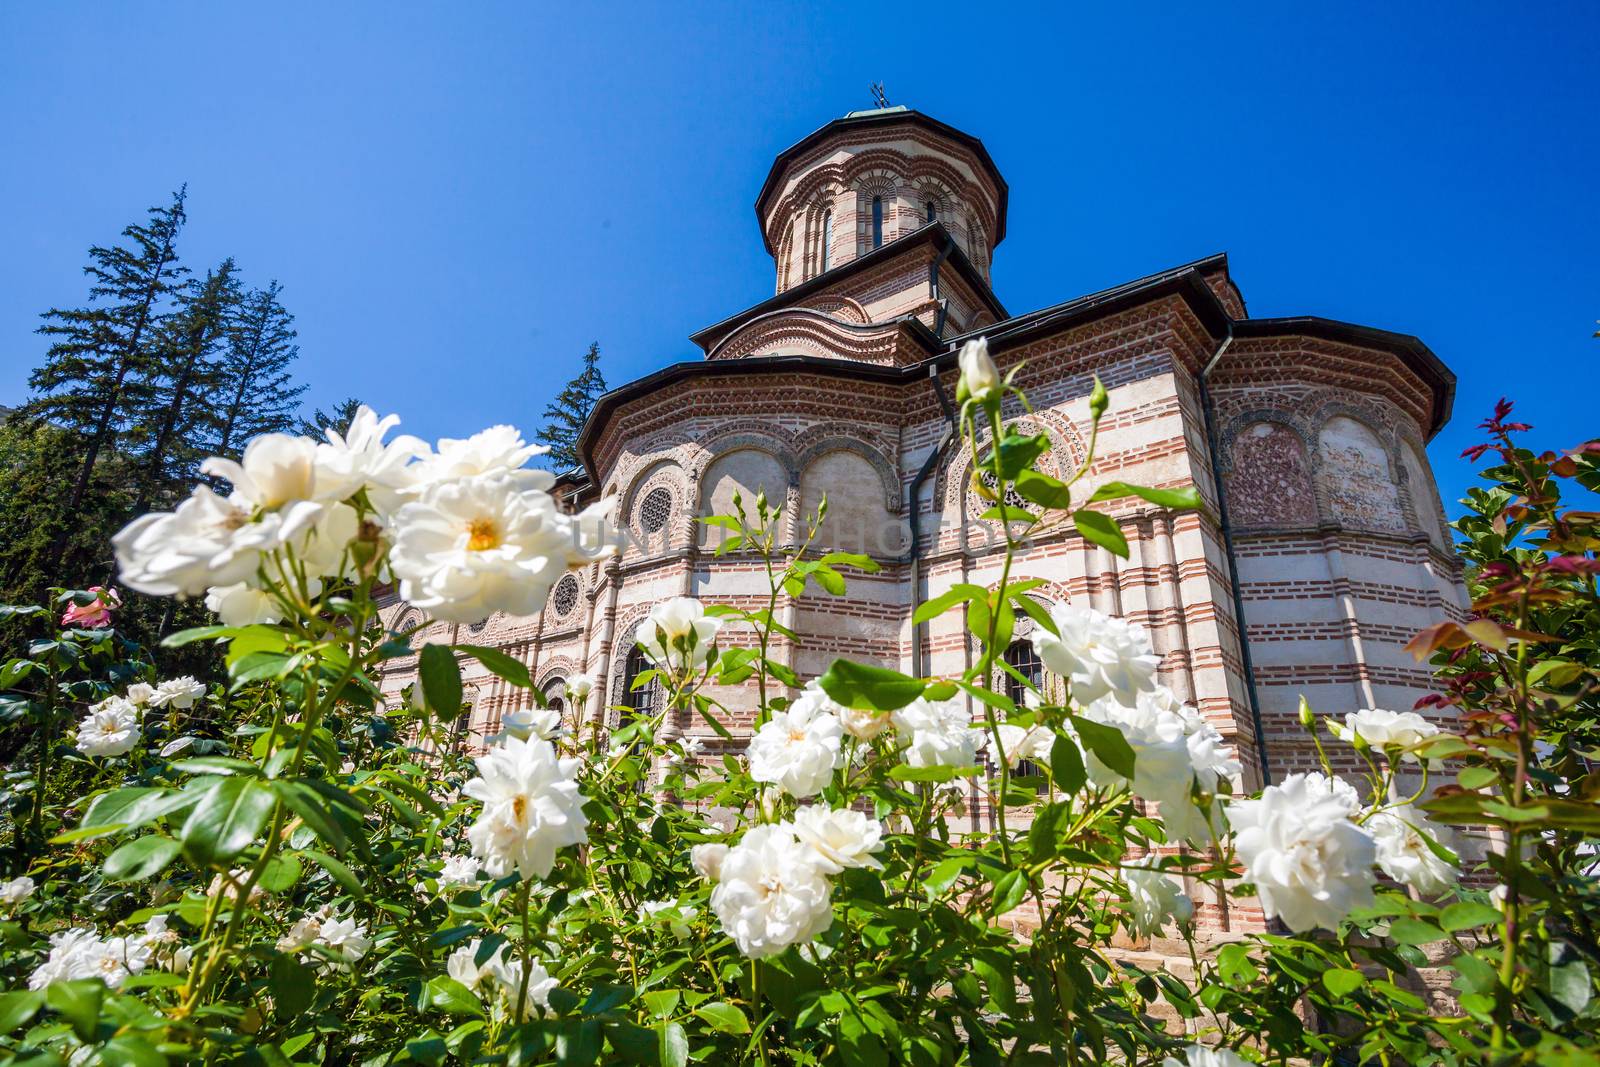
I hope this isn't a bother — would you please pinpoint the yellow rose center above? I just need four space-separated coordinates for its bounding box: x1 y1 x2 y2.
467 518 501 551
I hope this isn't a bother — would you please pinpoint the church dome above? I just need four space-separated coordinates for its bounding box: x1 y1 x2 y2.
755 107 1008 293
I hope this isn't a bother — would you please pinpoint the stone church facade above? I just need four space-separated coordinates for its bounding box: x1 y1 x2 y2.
378 106 1466 886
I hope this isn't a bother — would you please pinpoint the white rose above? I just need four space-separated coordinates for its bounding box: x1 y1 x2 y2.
1162 1045 1253 1067
747 698 844 799
636 596 722 672
956 337 1001 404
891 697 984 768
388 474 588 625
691 842 728 882
710 824 833 958
436 854 483 889
124 682 155 707
986 722 1055 770
1366 804 1457 896
463 735 590 881
638 899 698 941
495 707 565 744
1334 708 1440 762
1032 603 1160 707
411 425 553 492
447 939 496 992
149 676 207 710
77 699 141 757
0 875 36 907
1228 773 1377 932
1123 857 1193 936
791 806 885 873
312 405 427 517
565 673 595 703
205 583 286 626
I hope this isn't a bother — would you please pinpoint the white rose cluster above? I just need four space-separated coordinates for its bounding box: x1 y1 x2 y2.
276 905 373 971
1029 603 1239 847
747 689 844 798
74 675 210 758
1228 773 1377 933
706 805 885 958
112 408 613 628
891 695 985 769
28 918 188 990
462 734 590 882
447 938 557 1020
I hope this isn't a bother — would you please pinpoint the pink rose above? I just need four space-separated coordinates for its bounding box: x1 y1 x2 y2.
61 586 121 629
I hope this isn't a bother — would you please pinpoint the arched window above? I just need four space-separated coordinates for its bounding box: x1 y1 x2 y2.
820 210 832 271
871 196 884 248
924 200 936 223
1002 639 1045 778
622 644 661 722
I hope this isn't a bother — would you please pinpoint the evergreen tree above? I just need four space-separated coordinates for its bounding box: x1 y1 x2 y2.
22 189 189 576
297 397 366 440
212 281 306 457
537 341 607 471
134 258 241 512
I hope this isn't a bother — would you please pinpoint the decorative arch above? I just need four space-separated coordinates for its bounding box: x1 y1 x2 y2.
796 436 902 514
796 294 871 325
705 308 911 365
1220 413 1318 529
1314 410 1406 533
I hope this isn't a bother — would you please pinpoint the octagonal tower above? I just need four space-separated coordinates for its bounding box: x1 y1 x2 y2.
756 106 1008 294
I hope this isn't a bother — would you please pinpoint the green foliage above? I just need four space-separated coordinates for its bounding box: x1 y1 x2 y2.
536 341 608 472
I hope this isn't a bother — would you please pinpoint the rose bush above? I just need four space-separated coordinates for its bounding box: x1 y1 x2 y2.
0 346 1594 1065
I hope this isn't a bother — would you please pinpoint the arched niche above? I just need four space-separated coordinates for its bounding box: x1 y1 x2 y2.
1225 421 1317 528
1317 415 1405 533
799 448 905 556
698 448 790 547
1400 442 1448 547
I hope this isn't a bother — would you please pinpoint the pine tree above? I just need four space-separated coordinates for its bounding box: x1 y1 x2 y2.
537 341 608 471
297 397 365 440
212 281 306 458
134 258 241 512
23 189 189 576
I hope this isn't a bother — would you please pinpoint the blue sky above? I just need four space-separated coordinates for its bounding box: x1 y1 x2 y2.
2 3 1595 515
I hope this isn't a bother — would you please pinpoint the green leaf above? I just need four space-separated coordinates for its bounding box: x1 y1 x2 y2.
1322 968 1366 997
105 835 181 882
1456 766 1499 790
425 976 485 1017
230 650 291 683
419 643 464 720
0 989 45 1035
1072 509 1129 558
455 644 532 688
658 1022 688 1067
991 869 1029 916
988 432 1051 480
1387 917 1444 945
273 779 353 854
1049 734 1086 794
269 954 315 1018
1439 901 1501 933
1067 714 1135 780
45 978 102 1042
889 763 976 783
1012 469 1073 510
694 1001 750 1035
96 1036 169 1067
72 783 188 844
818 659 926 712
160 624 239 647
1087 481 1202 511
180 776 275 866
305 849 366 898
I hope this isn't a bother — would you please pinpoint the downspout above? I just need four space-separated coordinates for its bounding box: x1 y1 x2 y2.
908 363 959 677
1197 325 1273 786
930 235 955 339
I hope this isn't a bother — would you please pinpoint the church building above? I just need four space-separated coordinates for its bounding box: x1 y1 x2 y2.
378 105 1465 816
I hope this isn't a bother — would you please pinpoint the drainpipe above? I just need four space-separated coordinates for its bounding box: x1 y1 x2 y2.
1197 325 1273 786
908 363 960 677
930 236 955 339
